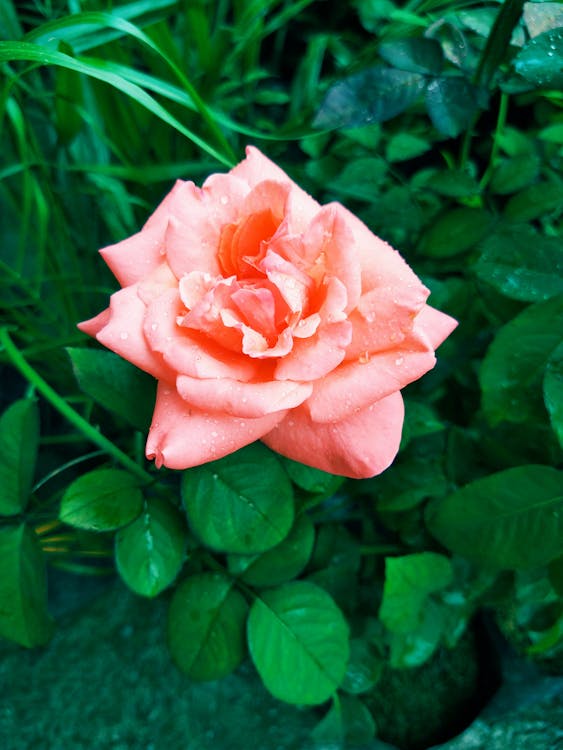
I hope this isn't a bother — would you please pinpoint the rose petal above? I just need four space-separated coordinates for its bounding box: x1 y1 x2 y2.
85 286 175 382
262 392 404 479
231 146 320 232
275 321 351 381
100 223 166 288
144 288 258 381
136 262 178 305
304 332 436 423
176 374 313 418
303 204 362 312
413 304 458 349
146 382 287 469
162 176 250 278
78 308 110 338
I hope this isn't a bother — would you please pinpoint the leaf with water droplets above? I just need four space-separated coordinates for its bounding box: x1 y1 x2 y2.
115 497 188 597
425 77 482 137
426 465 563 569
314 66 426 129
182 442 294 554
513 27 563 88
475 225 563 302
480 296 563 425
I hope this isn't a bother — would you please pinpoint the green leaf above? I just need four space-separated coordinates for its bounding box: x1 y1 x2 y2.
341 638 384 695
54 42 83 144
544 342 563 449
247 581 350 705
312 694 376 746
67 347 156 431
386 133 431 162
513 27 563 89
489 153 541 194
167 572 248 681
314 67 426 129
60 468 144 531
379 37 443 75
327 157 387 200
474 0 526 88
379 553 453 634
420 208 492 257
227 513 315 587
281 457 345 496
0 524 53 647
480 296 563 425
388 598 448 668
182 443 294 554
425 169 481 197
523 2 563 38
538 123 563 144
504 181 563 221
115 497 187 597
425 77 481 137
426 465 563 569
475 225 563 302
0 399 39 516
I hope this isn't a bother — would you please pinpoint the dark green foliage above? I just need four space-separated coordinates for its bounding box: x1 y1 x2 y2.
0 0 562 737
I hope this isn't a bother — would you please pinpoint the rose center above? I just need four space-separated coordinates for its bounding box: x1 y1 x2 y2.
218 210 280 279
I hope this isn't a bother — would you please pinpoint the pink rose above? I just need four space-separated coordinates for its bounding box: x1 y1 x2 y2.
79 147 456 478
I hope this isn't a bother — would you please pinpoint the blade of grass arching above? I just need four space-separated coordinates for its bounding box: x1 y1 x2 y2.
24 12 236 163
262 0 318 36
92 58 324 142
24 0 176 52
65 159 219 184
474 0 526 89
0 42 234 167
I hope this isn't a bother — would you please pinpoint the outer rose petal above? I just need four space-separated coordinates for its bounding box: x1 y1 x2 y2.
274 321 352 381
413 305 458 349
146 383 287 469
176 375 313 418
80 286 175 382
304 336 436 423
262 392 404 479
100 223 166 288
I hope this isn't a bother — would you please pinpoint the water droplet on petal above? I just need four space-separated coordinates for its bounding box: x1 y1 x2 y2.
358 351 370 364
119 331 129 340
151 322 158 331
395 356 404 366
220 195 229 205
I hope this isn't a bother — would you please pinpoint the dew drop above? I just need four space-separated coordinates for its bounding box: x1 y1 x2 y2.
395 356 404 366
220 195 229 205
358 351 370 364
151 322 158 331
119 331 129 340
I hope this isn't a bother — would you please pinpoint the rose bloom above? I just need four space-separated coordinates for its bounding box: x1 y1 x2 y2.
79 147 456 479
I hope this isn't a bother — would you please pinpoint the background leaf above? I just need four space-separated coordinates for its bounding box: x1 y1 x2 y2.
0 399 39 516
314 67 426 129
115 497 187 597
0 524 54 647
168 572 248 681
426 465 563 569
475 225 563 302
513 27 563 88
544 342 563 449
68 347 156 431
60 468 144 531
480 296 563 425
182 443 294 554
227 513 315 587
379 553 453 633
247 581 349 705
425 77 481 137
